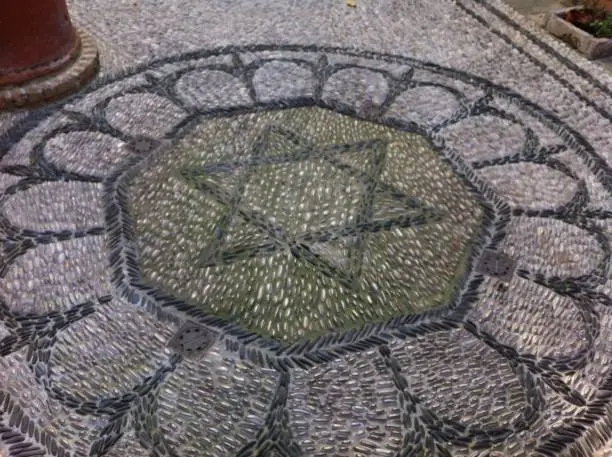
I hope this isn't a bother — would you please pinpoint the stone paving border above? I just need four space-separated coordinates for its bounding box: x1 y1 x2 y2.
477 0 612 77
461 0 612 119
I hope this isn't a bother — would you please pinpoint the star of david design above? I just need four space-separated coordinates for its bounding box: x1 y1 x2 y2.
181 124 446 290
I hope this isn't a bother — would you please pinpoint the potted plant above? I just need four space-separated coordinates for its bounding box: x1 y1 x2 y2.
545 0 612 59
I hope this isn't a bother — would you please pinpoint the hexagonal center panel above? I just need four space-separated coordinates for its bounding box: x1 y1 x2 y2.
126 107 484 344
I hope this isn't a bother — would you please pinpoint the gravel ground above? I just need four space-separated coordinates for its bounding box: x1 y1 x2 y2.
0 1 611 456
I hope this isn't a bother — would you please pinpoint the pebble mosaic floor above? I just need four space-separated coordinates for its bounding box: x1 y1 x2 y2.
1 1 612 457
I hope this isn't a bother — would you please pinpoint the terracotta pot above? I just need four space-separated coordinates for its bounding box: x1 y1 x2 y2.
0 0 81 86
0 0 99 110
561 0 612 12
598 0 612 12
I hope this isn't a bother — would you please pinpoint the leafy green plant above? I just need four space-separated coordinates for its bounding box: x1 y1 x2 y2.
590 13 612 37
563 0 612 38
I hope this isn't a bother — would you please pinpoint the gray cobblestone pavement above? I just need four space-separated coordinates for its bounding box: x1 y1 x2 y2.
0 1 611 456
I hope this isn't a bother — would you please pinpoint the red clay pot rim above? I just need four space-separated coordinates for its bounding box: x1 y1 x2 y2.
0 34 81 87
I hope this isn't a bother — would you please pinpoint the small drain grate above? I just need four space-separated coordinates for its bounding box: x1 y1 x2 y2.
126 136 160 154
357 100 384 120
167 321 218 357
475 249 516 282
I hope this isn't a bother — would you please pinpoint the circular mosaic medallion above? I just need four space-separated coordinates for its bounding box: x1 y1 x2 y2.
0 45 610 457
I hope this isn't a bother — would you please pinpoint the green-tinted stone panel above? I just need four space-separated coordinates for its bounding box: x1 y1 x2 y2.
127 107 484 344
